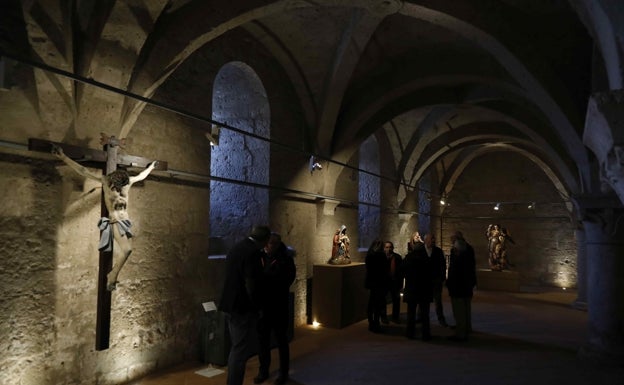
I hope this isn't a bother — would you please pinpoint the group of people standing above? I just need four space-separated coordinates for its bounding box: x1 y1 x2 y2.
365 230 477 342
218 226 296 385
217 225 477 385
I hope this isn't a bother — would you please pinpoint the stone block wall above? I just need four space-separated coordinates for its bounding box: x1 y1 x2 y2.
0 92 216 384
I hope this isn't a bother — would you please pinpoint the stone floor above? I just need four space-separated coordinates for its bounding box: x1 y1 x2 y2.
130 289 624 385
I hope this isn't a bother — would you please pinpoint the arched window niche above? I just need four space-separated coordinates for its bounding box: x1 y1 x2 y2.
358 135 381 250
210 62 270 255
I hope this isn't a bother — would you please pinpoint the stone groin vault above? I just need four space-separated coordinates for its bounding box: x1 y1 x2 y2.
0 1 623 383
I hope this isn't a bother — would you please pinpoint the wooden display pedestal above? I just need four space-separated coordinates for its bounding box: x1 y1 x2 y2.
477 269 521 292
312 263 367 329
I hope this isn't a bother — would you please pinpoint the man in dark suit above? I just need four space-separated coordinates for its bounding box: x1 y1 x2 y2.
218 225 271 385
424 233 448 327
403 238 433 340
255 233 296 385
383 241 403 324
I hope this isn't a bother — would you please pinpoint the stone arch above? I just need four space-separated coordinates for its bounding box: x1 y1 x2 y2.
440 145 574 215
210 61 270 252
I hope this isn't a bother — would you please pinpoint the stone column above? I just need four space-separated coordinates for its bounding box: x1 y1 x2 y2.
578 207 624 364
572 226 587 309
583 89 624 206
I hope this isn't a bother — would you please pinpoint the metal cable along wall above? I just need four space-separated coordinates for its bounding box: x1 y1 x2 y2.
0 50 571 220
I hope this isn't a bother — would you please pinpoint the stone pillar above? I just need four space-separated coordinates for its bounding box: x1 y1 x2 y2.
572 226 587 309
578 207 624 364
583 89 624 206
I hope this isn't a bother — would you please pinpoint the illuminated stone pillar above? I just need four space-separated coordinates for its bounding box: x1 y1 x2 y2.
579 207 624 364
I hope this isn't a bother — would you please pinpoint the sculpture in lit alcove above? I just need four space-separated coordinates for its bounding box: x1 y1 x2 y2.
329 225 351 265
486 224 515 271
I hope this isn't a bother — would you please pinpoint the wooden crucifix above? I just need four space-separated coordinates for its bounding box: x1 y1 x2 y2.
29 134 168 350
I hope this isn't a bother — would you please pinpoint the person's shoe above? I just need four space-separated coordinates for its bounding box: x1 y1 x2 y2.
381 316 389 325
422 334 432 341
254 373 269 384
447 335 466 342
392 316 401 324
439 320 449 327
274 375 289 385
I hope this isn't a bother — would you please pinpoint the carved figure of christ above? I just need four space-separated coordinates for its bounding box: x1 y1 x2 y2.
51 143 157 291
29 135 165 350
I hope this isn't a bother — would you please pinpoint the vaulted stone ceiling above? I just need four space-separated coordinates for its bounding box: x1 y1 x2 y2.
0 0 595 206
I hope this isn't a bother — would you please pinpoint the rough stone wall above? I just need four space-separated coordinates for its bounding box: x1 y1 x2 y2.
0 156 63 384
359 135 381 249
0 81 214 384
156 27 367 332
210 62 270 250
417 174 433 235
440 152 577 288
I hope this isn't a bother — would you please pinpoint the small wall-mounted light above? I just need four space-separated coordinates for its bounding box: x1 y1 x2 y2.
309 155 322 174
440 197 446 206
206 124 220 146
494 202 501 211
528 202 535 209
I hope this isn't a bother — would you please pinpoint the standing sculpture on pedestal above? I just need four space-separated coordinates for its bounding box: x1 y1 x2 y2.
486 224 514 271
329 225 351 265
